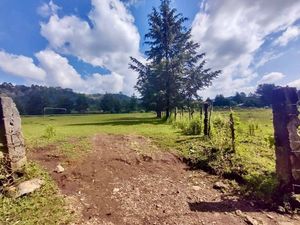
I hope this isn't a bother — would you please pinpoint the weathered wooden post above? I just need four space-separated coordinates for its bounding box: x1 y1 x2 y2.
0 97 26 172
199 103 203 135
229 112 235 153
203 102 210 136
272 87 300 194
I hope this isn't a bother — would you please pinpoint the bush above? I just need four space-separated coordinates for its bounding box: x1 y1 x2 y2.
172 118 202 135
42 125 56 139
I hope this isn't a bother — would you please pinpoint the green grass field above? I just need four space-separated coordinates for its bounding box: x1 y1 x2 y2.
22 108 276 197
1 109 277 224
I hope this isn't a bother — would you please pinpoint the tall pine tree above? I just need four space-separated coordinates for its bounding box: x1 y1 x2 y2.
130 0 220 119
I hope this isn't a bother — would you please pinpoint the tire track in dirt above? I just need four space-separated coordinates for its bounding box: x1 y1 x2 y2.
30 134 300 225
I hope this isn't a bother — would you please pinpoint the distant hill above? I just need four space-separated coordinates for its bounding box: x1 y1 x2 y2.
0 82 138 115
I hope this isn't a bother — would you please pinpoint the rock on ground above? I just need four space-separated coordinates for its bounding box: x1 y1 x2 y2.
16 178 44 198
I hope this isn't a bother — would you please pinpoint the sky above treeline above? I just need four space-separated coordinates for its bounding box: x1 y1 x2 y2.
0 0 300 98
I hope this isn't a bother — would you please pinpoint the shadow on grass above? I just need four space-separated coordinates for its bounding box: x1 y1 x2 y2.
65 117 164 126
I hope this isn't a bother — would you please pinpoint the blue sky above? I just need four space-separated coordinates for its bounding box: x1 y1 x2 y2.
0 0 300 97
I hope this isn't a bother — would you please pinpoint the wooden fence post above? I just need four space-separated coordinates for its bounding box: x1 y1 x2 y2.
203 102 210 136
272 87 300 194
229 112 235 153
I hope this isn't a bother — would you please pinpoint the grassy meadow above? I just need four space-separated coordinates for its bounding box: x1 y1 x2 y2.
1 109 276 224
22 108 276 197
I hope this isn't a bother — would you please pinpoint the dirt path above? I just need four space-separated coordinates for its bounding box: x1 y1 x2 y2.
30 134 300 225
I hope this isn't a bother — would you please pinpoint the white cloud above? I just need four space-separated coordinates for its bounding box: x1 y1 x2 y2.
0 50 46 80
86 72 124 93
192 0 300 97
274 26 300 46
258 72 285 84
288 78 300 88
40 0 142 94
37 0 60 18
121 0 142 6
35 49 84 89
35 49 124 93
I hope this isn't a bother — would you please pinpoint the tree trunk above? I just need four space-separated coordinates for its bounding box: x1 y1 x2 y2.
156 110 162 119
166 108 170 119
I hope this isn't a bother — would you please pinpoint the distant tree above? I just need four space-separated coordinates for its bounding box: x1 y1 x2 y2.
75 94 88 113
0 82 144 115
25 92 49 115
129 94 138 112
244 93 263 107
214 94 231 107
101 94 121 113
57 96 74 113
255 83 277 106
232 92 246 105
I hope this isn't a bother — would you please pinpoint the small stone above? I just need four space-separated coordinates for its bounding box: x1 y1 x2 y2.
16 178 44 198
213 181 228 190
54 164 65 173
192 186 201 191
291 194 300 207
245 215 259 225
113 188 120 194
278 206 286 214
235 210 245 217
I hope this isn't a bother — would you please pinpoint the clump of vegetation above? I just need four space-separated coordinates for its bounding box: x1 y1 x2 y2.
0 162 72 225
172 117 202 135
172 110 277 201
0 155 13 194
43 125 57 140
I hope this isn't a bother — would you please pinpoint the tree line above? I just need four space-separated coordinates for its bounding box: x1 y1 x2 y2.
213 83 277 108
0 82 140 115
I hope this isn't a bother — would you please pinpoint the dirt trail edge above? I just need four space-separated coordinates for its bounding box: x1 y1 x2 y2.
30 134 300 225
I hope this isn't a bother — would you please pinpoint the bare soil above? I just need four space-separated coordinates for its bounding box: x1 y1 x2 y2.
30 134 300 225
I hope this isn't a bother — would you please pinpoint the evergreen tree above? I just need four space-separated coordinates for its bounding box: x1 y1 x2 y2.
130 0 220 119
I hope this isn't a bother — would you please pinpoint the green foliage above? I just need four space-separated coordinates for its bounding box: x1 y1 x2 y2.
130 0 220 119
0 162 72 225
248 120 257 136
172 117 202 135
42 125 57 140
170 109 276 200
256 83 277 106
0 82 141 115
75 94 89 113
100 93 122 113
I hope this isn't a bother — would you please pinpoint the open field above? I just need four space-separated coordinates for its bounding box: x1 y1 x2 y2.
3 109 298 225
22 109 276 198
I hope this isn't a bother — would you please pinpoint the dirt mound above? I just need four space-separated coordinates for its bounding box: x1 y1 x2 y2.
30 134 300 225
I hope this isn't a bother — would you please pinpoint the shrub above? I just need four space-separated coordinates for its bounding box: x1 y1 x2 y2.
42 125 56 139
172 117 202 135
